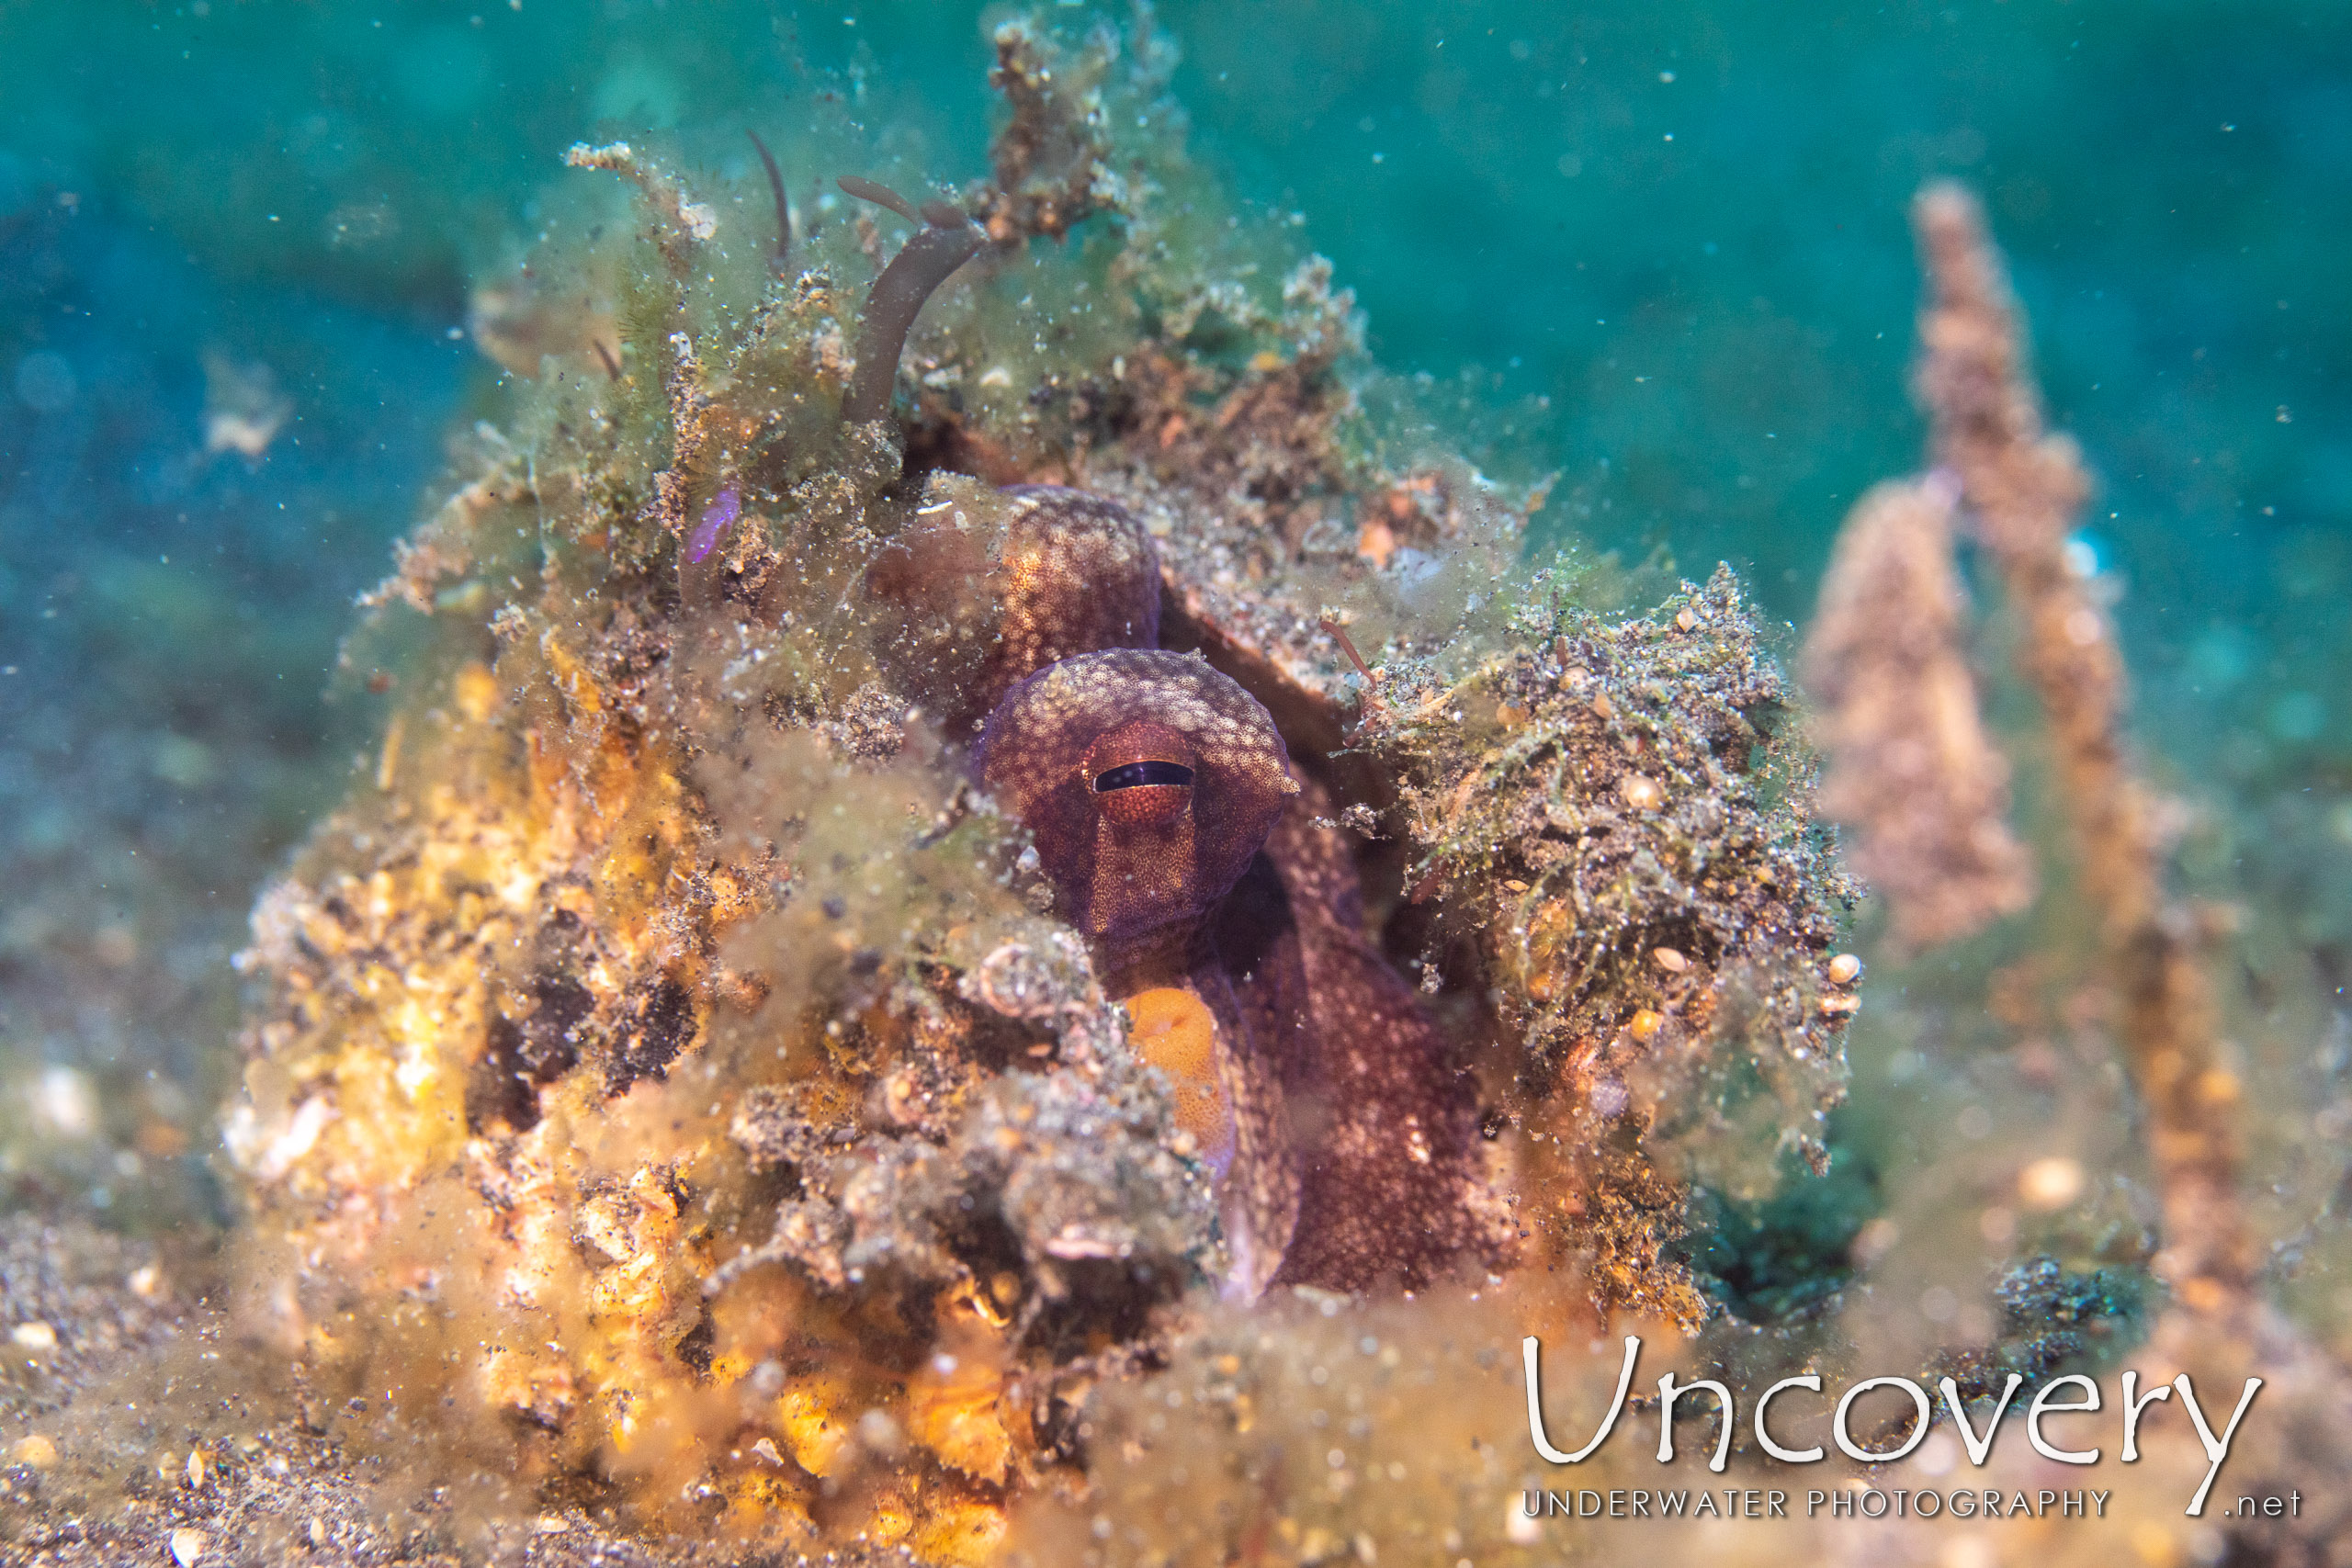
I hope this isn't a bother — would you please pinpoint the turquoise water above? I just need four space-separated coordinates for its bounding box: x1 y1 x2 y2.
1 0 2345 1246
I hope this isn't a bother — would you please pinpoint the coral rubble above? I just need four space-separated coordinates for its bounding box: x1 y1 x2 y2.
198 9 1855 1559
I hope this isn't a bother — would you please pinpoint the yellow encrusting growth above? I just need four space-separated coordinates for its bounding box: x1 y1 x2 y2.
1123 987 1230 1164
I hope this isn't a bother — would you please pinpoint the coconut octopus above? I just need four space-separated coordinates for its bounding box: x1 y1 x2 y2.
874 485 1511 1299
453 157 1519 1319
778 177 1514 1300
216 21 1871 1561
225 44 1849 1545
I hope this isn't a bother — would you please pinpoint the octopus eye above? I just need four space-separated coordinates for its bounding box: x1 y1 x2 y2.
1083 718 1198 828
1093 761 1195 792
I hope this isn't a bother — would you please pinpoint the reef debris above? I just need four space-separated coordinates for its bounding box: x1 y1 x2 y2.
1363 563 1858 1323
198 8 1861 1558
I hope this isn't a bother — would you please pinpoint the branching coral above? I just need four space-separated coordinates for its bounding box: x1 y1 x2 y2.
1906 184 2352 1563
1906 184 2249 1304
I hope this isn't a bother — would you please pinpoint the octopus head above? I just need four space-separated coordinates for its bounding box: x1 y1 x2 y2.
976 649 1297 948
867 485 1161 728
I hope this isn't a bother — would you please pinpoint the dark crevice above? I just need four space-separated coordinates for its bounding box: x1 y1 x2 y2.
604 975 698 1094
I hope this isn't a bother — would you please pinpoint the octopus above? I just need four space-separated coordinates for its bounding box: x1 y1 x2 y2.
917 502 1510 1297
220 57 1848 1547
695 170 1514 1299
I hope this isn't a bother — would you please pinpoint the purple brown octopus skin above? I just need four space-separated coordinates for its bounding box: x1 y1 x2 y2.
866 484 1162 731
977 647 1304 1296
896 486 1514 1297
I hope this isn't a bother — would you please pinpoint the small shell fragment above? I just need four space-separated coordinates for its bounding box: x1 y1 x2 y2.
1827 953 1862 985
170 1529 209 1568
1618 773 1663 810
1675 606 1698 631
1650 945 1689 974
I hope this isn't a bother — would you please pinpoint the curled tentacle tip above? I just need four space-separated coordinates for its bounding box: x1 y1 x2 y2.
746 130 790 271
836 174 923 226
840 182 988 425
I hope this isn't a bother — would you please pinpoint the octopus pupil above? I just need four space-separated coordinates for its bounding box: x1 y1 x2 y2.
1092 761 1194 793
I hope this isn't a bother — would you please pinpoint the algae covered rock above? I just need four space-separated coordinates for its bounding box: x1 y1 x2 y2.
221 8 1855 1555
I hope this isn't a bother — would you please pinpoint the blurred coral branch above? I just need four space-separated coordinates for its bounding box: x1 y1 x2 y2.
1908 182 2249 1308
1801 475 2033 951
1805 182 2352 1555
1808 183 2250 1306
